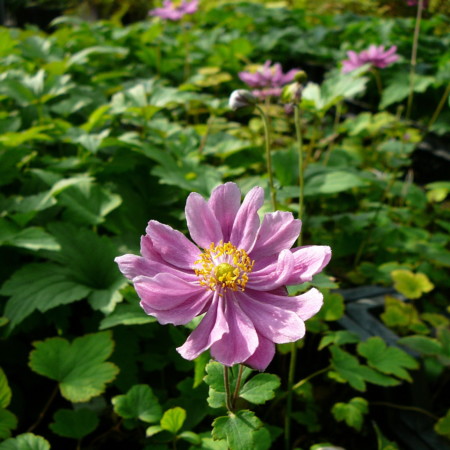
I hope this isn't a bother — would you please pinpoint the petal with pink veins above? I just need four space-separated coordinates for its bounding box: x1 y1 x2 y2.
285 245 332 284
244 335 275 371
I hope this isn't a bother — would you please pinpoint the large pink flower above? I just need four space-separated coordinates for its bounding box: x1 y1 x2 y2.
342 45 399 73
149 0 199 21
115 183 331 371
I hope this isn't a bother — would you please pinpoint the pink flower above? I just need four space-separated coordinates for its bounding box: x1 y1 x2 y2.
406 0 428 6
149 0 199 21
239 61 300 100
115 183 331 371
342 45 399 73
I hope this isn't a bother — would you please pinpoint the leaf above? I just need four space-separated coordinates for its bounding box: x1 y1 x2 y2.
317 292 345 321
99 303 156 329
319 331 360 350
0 409 18 440
239 373 280 405
1 263 91 329
0 223 59 251
112 385 162 423
29 332 119 402
0 433 50 450
330 346 400 392
380 296 423 331
434 409 450 439
49 408 99 439
212 410 263 450
179 431 202 445
398 335 444 356
373 422 400 449
0 368 12 409
304 170 366 196
391 270 434 299
160 407 186 434
332 397 368 431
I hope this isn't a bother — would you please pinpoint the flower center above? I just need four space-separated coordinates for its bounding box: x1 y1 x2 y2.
194 241 254 292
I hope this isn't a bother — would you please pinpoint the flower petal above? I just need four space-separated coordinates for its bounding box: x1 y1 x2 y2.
292 288 324 321
250 211 301 259
244 335 275 371
134 273 203 311
146 220 200 270
186 192 223 248
284 245 332 285
229 186 264 252
177 293 228 360
247 249 294 291
239 290 305 344
209 292 259 366
208 182 242 242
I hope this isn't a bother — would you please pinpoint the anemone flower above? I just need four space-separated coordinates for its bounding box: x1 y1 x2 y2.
342 45 399 73
239 61 300 100
115 183 331 371
149 0 199 21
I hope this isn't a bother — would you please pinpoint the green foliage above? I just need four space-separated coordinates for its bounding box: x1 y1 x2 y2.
0 433 50 450
29 332 119 402
331 397 368 431
49 408 99 439
391 269 434 299
434 409 450 439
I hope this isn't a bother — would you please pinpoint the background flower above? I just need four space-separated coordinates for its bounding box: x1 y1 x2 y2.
116 183 331 371
149 0 199 21
342 45 399 73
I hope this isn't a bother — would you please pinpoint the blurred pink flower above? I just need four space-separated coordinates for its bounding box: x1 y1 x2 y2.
342 45 399 73
239 61 299 100
406 0 428 6
149 0 199 21
115 183 331 371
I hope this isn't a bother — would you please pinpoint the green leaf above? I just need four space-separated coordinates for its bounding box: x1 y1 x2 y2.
391 270 434 299
0 222 59 251
112 385 162 423
179 431 202 445
99 303 156 329
380 296 424 331
0 433 50 450
239 373 280 405
145 425 163 437
317 292 345 321
0 368 12 409
330 346 400 391
0 409 18 440
212 410 263 450
332 397 368 431
49 408 99 439
357 337 418 382
29 332 119 402
434 409 450 439
373 422 400 449
160 407 186 434
194 352 211 388
319 331 360 350
1 263 91 329
304 170 366 196
398 335 444 356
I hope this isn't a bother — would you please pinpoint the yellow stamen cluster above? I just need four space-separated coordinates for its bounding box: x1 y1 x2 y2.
194 241 254 292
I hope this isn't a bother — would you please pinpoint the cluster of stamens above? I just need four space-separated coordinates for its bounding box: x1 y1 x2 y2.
194 241 254 293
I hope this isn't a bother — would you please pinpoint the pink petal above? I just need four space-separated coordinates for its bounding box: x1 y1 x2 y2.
208 182 242 242
247 249 294 291
229 186 264 252
285 245 332 284
239 291 306 344
186 192 223 249
177 293 228 360
250 211 301 259
134 273 204 311
209 292 259 366
146 220 200 270
244 335 275 371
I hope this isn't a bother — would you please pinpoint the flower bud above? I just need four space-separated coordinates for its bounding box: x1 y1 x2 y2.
229 89 257 110
281 82 303 104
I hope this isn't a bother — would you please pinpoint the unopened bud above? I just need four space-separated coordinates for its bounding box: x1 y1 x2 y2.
229 89 257 110
281 82 303 104
294 70 307 83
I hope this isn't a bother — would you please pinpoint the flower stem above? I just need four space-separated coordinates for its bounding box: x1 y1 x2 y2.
294 105 304 246
372 68 383 97
224 366 233 412
284 342 297 450
231 364 244 410
27 384 58 433
256 104 276 210
428 82 450 130
371 401 439 421
406 0 424 119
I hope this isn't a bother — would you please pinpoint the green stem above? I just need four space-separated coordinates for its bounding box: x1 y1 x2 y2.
371 401 439 421
224 366 233 412
183 22 191 81
428 83 450 130
372 68 383 97
27 384 58 433
406 0 424 119
284 342 297 450
323 101 342 166
294 105 304 246
256 104 276 210
231 365 244 410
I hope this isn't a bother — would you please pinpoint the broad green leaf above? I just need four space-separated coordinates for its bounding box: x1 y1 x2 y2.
434 409 450 439
304 171 366 196
212 410 263 450
391 270 434 299
29 332 119 402
160 407 186 434
0 224 59 251
0 368 11 409
1 263 91 329
49 408 99 439
194 352 211 388
319 331 360 350
145 425 163 437
179 431 202 445
317 292 345 321
99 303 156 329
381 296 424 331
0 126 53 147
112 385 162 423
0 409 17 440
0 433 50 450
332 397 368 431
357 337 418 381
398 335 444 356
373 422 400 449
330 346 400 391
239 373 280 405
